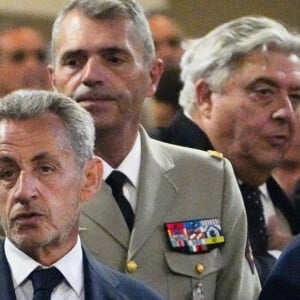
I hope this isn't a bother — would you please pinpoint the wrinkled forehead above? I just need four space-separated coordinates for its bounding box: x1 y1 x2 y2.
54 10 144 60
232 49 300 78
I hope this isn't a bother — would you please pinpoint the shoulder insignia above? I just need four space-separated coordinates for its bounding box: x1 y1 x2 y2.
207 150 223 159
165 218 225 254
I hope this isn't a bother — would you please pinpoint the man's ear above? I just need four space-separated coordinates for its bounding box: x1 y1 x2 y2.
47 64 57 91
195 79 213 119
146 58 164 97
80 157 103 203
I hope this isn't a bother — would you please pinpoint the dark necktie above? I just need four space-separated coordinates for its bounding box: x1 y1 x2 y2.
239 183 268 255
30 267 64 300
106 171 135 231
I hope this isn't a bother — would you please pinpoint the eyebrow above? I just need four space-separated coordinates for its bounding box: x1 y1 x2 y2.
246 77 300 92
60 49 86 62
0 156 15 165
245 77 280 91
60 46 131 60
31 152 50 162
0 152 51 165
99 46 130 55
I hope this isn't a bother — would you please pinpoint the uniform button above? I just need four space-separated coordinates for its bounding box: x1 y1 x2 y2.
127 260 138 273
196 264 205 274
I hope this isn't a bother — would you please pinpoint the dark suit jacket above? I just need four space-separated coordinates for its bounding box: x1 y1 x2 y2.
266 177 300 235
150 111 300 284
0 239 164 300
259 234 300 300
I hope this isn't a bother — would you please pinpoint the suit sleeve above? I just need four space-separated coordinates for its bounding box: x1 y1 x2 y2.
259 236 300 300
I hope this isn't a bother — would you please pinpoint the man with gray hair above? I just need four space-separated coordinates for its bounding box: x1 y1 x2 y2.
151 16 300 283
0 89 164 299
48 0 261 299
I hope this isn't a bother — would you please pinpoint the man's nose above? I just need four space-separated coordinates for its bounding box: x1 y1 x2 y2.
82 56 108 87
13 171 38 202
272 92 296 122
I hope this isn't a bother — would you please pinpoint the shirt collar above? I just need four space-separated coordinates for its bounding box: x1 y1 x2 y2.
258 182 270 202
238 179 270 201
102 132 141 188
5 236 84 296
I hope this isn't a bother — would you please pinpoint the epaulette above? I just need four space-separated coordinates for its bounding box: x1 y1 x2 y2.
207 150 223 160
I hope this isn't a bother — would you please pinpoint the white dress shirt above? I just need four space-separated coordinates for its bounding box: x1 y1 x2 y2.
259 183 292 258
102 133 141 212
5 237 84 300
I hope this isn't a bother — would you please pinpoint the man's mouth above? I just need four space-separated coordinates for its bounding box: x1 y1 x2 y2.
267 134 289 147
12 212 44 224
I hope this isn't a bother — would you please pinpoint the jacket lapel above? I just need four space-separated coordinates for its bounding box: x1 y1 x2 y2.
81 183 130 248
0 240 17 300
128 129 178 258
81 127 178 256
83 247 122 300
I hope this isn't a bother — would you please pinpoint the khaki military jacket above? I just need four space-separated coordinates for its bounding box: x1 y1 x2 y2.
80 127 261 300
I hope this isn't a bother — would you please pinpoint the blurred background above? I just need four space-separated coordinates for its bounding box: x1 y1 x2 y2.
1 0 299 42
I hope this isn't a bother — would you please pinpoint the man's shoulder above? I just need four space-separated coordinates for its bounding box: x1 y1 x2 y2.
152 137 225 167
280 235 300 260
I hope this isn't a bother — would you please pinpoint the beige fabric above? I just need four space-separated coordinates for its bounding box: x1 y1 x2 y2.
80 128 261 300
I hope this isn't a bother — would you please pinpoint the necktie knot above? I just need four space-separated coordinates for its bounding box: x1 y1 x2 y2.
240 183 259 197
106 170 135 231
30 267 63 300
106 170 127 191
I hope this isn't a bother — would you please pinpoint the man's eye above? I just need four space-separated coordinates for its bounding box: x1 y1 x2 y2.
104 51 128 65
106 55 124 64
167 36 182 48
64 58 80 67
255 88 275 97
39 165 54 174
289 93 300 109
0 168 16 180
62 55 86 68
36 50 47 63
11 51 26 63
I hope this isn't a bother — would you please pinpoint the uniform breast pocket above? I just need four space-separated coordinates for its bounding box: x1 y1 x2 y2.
164 250 223 300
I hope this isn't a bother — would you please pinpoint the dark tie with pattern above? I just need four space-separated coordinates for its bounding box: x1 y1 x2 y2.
239 183 268 255
30 267 63 300
106 170 135 231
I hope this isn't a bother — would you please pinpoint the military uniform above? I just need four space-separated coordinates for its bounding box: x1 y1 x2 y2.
80 127 261 300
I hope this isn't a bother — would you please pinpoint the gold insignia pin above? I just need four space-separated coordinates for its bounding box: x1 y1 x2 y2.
207 150 223 159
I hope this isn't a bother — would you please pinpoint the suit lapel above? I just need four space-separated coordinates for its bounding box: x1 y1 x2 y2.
83 247 121 300
128 129 178 258
81 183 130 248
267 177 300 234
0 240 17 300
82 128 178 256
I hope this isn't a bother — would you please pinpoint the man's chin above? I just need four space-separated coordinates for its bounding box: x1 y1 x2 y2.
9 229 57 252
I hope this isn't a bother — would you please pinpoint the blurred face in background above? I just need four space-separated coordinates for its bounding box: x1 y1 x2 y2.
148 14 184 69
0 27 50 96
